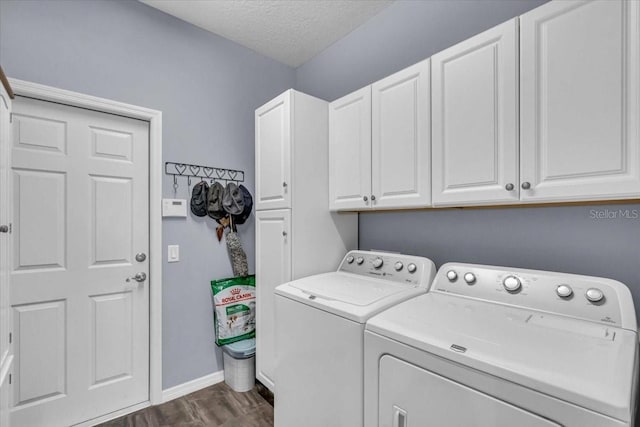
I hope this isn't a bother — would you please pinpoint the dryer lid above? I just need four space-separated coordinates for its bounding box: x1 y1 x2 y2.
366 292 638 423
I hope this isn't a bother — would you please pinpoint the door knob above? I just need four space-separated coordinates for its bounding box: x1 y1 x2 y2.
135 253 147 262
505 183 514 191
127 272 147 283
0 225 8 233
521 182 531 190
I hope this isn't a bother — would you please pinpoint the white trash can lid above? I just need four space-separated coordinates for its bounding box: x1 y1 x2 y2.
223 338 256 359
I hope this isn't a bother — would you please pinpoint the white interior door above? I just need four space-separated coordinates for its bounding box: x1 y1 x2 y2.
0 83 13 427
10 97 149 426
255 91 291 211
255 209 291 392
520 0 640 202
371 59 431 209
431 19 519 206
329 87 372 211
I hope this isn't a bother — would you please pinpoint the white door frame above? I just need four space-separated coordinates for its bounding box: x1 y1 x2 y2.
7 78 164 407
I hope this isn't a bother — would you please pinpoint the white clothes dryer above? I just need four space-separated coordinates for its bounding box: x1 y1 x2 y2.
365 263 639 427
274 250 436 427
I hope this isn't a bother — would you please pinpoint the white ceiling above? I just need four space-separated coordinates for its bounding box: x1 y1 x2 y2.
140 0 393 67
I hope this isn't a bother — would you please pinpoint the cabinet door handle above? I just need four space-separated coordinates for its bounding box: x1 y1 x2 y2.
282 231 287 237
363 196 368 202
282 182 287 188
521 182 531 190
505 183 514 191
371 195 376 201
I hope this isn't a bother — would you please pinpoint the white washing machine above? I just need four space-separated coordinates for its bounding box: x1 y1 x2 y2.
365 263 639 427
274 250 436 427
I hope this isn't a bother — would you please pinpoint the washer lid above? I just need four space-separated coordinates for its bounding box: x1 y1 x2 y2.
275 272 427 323
366 293 638 422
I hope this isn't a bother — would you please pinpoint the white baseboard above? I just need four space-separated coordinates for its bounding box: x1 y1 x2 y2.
78 401 151 427
161 370 225 403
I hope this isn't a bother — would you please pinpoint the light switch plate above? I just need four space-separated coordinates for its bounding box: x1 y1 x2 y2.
168 245 180 262
162 199 187 217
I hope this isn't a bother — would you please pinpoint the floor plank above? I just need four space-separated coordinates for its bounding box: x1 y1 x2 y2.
98 382 273 427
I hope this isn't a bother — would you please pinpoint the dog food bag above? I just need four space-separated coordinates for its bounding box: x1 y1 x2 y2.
211 275 256 346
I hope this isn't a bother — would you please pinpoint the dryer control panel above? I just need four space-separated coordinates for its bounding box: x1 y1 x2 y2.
433 263 637 330
338 251 436 288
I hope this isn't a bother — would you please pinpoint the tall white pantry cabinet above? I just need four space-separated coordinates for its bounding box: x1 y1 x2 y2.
254 90 357 392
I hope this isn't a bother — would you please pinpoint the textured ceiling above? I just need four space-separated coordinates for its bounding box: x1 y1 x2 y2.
140 0 393 67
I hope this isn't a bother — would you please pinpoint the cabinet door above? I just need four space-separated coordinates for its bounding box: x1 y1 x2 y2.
255 209 291 392
372 59 431 208
520 0 640 202
432 19 519 206
329 87 372 211
255 91 291 210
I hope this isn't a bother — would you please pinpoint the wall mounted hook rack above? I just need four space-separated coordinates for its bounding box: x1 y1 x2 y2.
165 162 245 188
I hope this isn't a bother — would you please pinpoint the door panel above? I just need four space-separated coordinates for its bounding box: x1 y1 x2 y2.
90 176 132 265
89 292 133 387
255 209 291 392
378 355 561 427
255 92 291 210
13 114 66 154
10 97 149 427
520 0 640 202
12 301 66 406
12 169 66 270
372 59 431 208
432 19 519 206
329 87 372 210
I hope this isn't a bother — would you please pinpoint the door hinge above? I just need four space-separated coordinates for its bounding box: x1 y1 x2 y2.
8 332 11 344
8 374 11 385
9 223 12 234
9 113 12 124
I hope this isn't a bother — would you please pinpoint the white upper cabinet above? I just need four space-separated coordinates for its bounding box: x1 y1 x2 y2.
329 87 372 210
255 92 291 210
520 0 640 202
432 19 519 206
372 59 431 208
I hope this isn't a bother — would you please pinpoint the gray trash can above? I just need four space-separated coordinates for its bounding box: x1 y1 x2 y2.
221 338 256 392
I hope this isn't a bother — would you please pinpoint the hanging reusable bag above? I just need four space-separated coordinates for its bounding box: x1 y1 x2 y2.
211 275 256 346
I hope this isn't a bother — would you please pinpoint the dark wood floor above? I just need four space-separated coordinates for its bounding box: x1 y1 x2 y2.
99 382 273 427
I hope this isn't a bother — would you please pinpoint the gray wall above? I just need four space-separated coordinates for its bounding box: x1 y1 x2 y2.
296 0 640 315
0 0 295 388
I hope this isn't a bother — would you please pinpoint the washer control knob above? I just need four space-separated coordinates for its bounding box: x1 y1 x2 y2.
373 257 384 269
586 288 604 303
346 256 354 264
556 284 573 298
502 275 521 292
446 270 458 282
394 261 403 271
407 263 417 273
464 273 476 284
356 257 364 265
